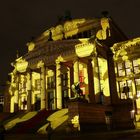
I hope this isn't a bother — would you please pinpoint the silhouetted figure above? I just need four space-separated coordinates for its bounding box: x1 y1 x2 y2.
48 30 53 41
22 99 27 110
75 83 83 95
63 96 69 108
99 91 104 104
71 82 84 100
122 84 130 98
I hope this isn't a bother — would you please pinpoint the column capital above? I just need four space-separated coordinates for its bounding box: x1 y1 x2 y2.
56 56 64 64
37 60 45 68
73 57 79 64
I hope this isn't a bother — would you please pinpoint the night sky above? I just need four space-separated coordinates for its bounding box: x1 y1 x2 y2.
0 0 140 86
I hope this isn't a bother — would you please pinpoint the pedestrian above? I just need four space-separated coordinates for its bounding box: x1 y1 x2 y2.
122 83 130 98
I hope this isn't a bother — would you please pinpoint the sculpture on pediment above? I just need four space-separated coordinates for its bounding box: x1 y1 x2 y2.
48 30 53 41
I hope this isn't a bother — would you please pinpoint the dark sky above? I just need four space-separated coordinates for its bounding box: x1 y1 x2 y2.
0 0 140 85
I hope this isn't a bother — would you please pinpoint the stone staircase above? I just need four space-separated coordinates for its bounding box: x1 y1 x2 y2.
7 109 55 133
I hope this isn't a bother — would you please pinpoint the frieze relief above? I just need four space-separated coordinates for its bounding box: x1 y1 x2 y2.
24 39 91 68
25 40 79 60
38 18 100 44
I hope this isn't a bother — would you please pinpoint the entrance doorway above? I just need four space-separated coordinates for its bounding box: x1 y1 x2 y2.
48 91 55 110
62 89 69 108
34 94 41 111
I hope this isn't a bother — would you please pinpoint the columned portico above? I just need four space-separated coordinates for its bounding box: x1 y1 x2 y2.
7 16 136 130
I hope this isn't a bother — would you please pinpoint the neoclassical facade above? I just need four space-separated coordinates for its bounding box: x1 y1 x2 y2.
9 17 129 113
112 37 140 119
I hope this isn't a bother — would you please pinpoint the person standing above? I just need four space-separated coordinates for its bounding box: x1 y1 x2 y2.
122 83 130 98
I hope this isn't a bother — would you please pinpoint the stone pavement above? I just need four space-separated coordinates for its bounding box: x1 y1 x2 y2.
5 134 48 140
3 121 140 140
4 129 140 140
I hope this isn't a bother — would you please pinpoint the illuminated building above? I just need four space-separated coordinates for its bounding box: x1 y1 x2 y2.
8 16 128 112
8 14 140 129
112 37 140 121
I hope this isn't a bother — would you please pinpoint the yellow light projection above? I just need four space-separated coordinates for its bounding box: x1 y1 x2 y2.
32 72 41 105
37 60 44 68
112 38 140 119
26 41 35 52
98 58 110 98
96 17 110 40
43 18 86 41
71 115 80 131
41 18 100 43
4 112 37 130
93 57 100 97
75 39 96 58
37 109 68 134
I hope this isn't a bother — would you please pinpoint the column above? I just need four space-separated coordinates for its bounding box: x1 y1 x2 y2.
9 72 16 113
67 68 71 98
56 60 62 109
70 67 74 97
73 59 79 83
45 68 49 110
40 65 46 110
107 50 119 104
14 73 19 112
87 59 95 103
27 71 32 111
132 78 137 113
99 58 111 105
93 56 101 103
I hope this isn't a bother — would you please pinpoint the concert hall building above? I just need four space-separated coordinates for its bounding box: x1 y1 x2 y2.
8 16 140 123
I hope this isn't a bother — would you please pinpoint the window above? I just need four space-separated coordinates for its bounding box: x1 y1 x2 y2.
116 59 140 99
133 59 140 74
47 76 55 89
119 80 132 99
135 79 140 96
125 61 132 76
35 79 41 91
118 62 125 76
62 73 68 87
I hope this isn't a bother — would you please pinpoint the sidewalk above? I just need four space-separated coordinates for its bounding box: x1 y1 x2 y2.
4 129 140 140
5 129 140 140
4 121 140 140
5 134 47 140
